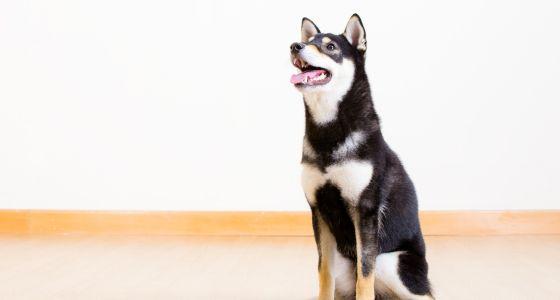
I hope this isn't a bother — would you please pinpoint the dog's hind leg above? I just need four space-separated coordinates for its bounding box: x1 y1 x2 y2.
375 251 434 300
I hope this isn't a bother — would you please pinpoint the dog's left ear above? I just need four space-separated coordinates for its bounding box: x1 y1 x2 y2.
344 14 366 53
301 17 320 42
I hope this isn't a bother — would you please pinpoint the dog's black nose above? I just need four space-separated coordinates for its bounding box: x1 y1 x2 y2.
290 42 305 53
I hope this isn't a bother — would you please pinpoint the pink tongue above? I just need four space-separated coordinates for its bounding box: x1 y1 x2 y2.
290 69 326 84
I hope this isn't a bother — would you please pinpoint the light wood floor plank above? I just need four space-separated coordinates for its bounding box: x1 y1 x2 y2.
0 235 558 299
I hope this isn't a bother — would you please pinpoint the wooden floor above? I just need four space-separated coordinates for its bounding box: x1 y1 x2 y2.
0 235 558 299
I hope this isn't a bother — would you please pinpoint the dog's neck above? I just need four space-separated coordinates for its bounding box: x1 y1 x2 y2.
302 66 380 157
301 59 357 125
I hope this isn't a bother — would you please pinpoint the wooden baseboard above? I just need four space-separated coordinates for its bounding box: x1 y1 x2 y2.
0 210 558 236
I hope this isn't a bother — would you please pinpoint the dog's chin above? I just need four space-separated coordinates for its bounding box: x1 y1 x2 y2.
294 80 332 93
291 70 332 89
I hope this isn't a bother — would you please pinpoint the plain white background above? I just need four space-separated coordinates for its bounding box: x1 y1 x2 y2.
1 0 559 211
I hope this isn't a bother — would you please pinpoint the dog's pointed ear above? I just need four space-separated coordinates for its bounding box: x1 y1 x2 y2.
301 17 320 42
344 14 367 52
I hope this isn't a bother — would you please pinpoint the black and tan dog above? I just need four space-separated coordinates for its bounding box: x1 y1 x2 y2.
291 14 433 300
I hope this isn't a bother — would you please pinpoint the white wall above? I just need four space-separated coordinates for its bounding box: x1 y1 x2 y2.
1 0 559 211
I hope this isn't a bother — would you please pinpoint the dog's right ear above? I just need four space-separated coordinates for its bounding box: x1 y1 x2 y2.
344 14 367 53
301 17 320 42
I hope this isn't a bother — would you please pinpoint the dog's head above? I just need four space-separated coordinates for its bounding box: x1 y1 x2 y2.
290 14 367 94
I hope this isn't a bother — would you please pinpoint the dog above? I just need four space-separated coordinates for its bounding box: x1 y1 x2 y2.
291 14 434 300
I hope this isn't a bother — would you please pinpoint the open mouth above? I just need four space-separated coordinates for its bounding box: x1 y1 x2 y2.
291 57 331 86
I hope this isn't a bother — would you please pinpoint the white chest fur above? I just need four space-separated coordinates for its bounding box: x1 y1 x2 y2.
301 160 374 206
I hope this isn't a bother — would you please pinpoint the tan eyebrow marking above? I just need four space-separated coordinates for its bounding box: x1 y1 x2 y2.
307 44 321 54
322 37 331 44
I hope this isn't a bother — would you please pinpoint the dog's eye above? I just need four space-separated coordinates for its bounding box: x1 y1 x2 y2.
327 43 336 51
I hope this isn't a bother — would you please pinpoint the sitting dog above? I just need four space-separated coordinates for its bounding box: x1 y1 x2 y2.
291 14 434 300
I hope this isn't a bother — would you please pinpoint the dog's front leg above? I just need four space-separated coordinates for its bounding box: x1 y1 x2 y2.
312 209 336 300
353 209 377 300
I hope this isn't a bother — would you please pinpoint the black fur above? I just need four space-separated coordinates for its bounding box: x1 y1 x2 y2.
315 183 357 259
296 16 432 298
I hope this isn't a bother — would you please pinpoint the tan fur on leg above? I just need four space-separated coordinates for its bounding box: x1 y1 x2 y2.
317 216 336 300
356 273 375 300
